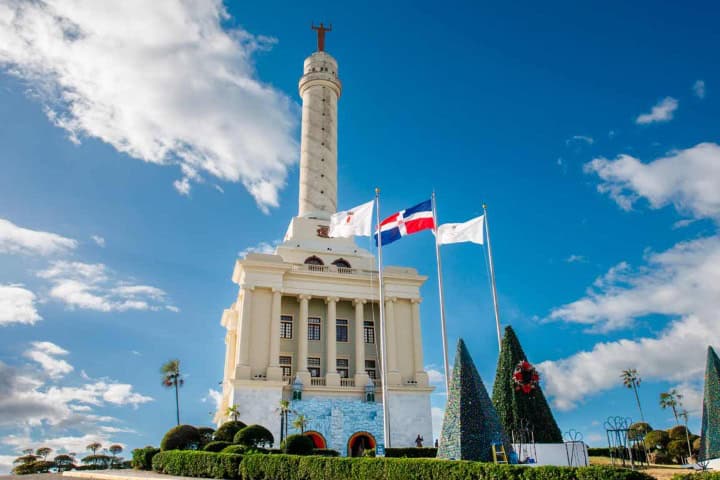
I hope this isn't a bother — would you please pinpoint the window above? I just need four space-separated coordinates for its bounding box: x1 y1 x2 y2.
280 315 293 339
336 319 348 342
308 357 321 378
304 255 324 265
365 360 377 379
279 355 292 377
337 358 349 378
332 258 351 269
308 317 321 341
364 321 375 344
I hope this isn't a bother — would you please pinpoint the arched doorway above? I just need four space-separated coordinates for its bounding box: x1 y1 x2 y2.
304 431 327 449
347 431 376 457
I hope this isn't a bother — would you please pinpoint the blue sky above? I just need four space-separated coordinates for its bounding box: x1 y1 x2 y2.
1 0 719 469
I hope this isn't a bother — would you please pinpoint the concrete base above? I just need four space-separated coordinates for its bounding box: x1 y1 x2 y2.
64 470 197 480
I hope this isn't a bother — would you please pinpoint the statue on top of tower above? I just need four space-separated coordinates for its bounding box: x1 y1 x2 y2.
311 22 332 52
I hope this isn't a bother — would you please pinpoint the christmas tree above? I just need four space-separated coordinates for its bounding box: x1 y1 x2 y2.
700 346 720 460
491 326 562 443
438 338 510 461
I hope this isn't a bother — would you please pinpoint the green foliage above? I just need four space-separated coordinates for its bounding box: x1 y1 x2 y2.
385 447 437 458
628 423 653 441
161 424 201 451
13 454 38 465
54 454 75 472
312 448 340 457
668 439 690 462
652 450 673 465
221 445 246 455
233 424 274 448
82 454 112 467
645 430 670 450
11 461 56 475
669 425 691 441
214 420 247 442
671 473 720 480
197 427 215 446
131 446 160 470
240 454 655 480
203 441 232 452
491 327 563 443
282 434 314 455
152 450 242 479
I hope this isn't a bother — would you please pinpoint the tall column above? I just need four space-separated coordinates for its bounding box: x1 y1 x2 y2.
267 289 283 381
411 299 427 385
325 297 340 386
353 298 369 386
234 287 253 380
297 295 311 385
385 297 401 385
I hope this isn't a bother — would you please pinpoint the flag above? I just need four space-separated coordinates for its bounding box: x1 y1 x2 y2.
328 200 374 238
375 199 435 246
436 215 485 245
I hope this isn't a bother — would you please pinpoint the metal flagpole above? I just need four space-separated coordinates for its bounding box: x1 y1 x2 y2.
483 203 503 351
374 188 392 450
431 192 451 394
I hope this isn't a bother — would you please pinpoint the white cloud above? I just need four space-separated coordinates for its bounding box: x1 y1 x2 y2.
565 254 587 263
0 455 16 475
566 135 594 146
24 341 73 379
693 80 706 99
0 284 41 326
0 217 77 256
635 97 678 124
90 235 105 247
425 365 445 387
431 407 444 440
0 0 297 210
173 177 191 196
584 143 720 219
203 388 223 413
102 383 153 406
239 240 279 257
37 261 173 312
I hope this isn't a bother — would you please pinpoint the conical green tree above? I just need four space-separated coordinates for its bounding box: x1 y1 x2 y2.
438 338 511 461
700 346 720 460
492 326 562 443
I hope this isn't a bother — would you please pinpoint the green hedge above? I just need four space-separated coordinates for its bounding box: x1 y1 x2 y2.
312 448 340 457
385 447 437 458
131 446 160 470
672 474 720 480
240 454 655 480
152 450 243 479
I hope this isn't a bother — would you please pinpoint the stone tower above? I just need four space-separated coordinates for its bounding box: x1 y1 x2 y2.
297 34 342 219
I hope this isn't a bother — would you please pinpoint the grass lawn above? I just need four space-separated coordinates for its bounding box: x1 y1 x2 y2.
590 456 690 480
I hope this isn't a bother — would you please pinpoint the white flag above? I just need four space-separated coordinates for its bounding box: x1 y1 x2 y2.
328 200 374 238
437 215 485 245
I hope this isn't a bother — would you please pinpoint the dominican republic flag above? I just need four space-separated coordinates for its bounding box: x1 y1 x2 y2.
375 199 435 246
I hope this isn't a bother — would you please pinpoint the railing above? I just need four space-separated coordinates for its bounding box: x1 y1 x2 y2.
290 264 374 276
310 377 326 386
340 378 355 387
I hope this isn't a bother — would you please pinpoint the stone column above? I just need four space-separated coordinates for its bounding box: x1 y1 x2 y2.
353 298 370 386
266 289 283 381
385 297 401 385
411 298 429 386
297 295 311 385
223 329 236 382
325 297 340 386
234 287 253 379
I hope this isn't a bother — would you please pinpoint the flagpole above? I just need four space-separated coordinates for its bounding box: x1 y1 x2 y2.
375 188 392 449
431 192 451 394
483 203 502 351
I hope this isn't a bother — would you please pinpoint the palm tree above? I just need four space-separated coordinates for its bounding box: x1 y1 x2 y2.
226 404 240 422
108 445 123 468
621 368 645 423
292 413 309 433
277 400 291 443
660 389 683 425
679 409 693 462
161 359 184 425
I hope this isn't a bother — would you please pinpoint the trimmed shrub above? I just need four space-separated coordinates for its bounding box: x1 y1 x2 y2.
672 474 720 480
161 424 201 451
203 441 231 452
233 424 274 448
131 446 160 470
385 447 437 458
197 427 215 446
221 445 246 455
653 450 673 465
629 422 653 441
669 425 691 441
668 439 691 462
587 447 611 457
645 430 670 450
152 450 242 479
312 448 340 457
282 434 314 455
214 421 246 442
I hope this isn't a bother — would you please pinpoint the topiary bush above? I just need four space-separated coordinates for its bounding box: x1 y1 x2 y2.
668 439 691 463
312 448 340 457
203 441 231 453
152 450 242 479
385 447 437 458
628 422 653 441
131 446 160 470
669 425 691 441
197 427 215 447
672 474 720 480
161 425 201 451
282 434 314 455
234 424 274 448
220 445 246 455
214 421 247 442
645 430 670 450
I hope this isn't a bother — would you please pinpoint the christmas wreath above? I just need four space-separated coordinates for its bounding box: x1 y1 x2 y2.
513 360 539 394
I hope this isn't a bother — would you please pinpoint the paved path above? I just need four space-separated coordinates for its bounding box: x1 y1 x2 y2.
63 470 204 480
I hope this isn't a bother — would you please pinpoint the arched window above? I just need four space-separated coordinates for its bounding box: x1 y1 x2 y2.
304 256 324 266
332 258 351 269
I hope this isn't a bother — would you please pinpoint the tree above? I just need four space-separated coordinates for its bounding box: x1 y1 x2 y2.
660 389 683 425
13 453 38 465
277 399 291 443
161 359 184 425
234 424 274 448
678 410 693 462
160 425 201 451
226 404 240 422
292 413 309 433
35 447 52 460
621 368 646 423
491 326 562 443
86 442 102 455
214 421 246 442
109 444 123 467
54 454 75 472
